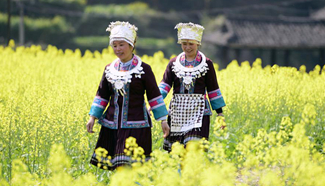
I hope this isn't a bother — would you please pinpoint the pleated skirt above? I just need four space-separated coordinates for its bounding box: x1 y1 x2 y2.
163 115 210 152
90 125 152 170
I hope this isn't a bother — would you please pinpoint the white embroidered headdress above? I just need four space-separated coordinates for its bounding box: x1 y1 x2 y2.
106 21 138 47
175 22 205 45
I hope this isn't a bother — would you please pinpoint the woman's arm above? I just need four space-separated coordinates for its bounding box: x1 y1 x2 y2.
87 66 112 133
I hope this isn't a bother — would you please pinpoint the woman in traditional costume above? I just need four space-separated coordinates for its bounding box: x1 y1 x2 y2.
86 21 169 170
159 22 226 151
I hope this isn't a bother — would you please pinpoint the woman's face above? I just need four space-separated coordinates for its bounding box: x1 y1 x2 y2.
112 40 133 62
181 40 199 59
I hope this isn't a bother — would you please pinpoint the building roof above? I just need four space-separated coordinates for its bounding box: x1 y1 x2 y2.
311 7 325 20
203 16 325 49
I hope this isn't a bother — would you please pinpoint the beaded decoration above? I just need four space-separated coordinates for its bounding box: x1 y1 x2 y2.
172 51 209 90
105 55 144 96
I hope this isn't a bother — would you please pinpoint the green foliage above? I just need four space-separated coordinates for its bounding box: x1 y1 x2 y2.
0 13 74 45
84 2 155 17
73 36 108 48
0 1 178 56
137 37 175 49
72 36 178 57
40 0 87 6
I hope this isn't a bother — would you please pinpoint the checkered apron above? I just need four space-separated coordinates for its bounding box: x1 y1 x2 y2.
169 94 205 136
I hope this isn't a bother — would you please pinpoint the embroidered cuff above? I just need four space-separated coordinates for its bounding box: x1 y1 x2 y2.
89 96 108 119
208 89 226 110
149 95 168 120
210 97 226 110
158 82 171 99
208 89 222 100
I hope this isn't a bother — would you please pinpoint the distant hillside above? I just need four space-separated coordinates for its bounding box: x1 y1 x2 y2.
1 0 325 63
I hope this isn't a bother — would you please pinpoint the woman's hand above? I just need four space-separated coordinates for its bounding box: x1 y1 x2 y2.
86 116 96 133
147 106 152 116
161 120 170 138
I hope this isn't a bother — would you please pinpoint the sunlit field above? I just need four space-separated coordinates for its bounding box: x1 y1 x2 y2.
1 41 325 185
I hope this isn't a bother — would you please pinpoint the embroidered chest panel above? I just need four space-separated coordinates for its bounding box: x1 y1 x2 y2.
172 51 209 90
105 55 145 95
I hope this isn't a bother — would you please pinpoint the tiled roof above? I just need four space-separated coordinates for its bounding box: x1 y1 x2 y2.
311 7 325 20
203 16 325 48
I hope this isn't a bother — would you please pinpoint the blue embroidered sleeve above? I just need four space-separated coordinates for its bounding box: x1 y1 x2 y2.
144 64 168 120
89 67 112 119
89 96 109 119
149 96 168 120
208 89 226 110
205 60 226 110
158 82 171 99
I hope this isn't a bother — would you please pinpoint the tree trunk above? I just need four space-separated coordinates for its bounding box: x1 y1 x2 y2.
7 0 11 45
19 1 25 45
